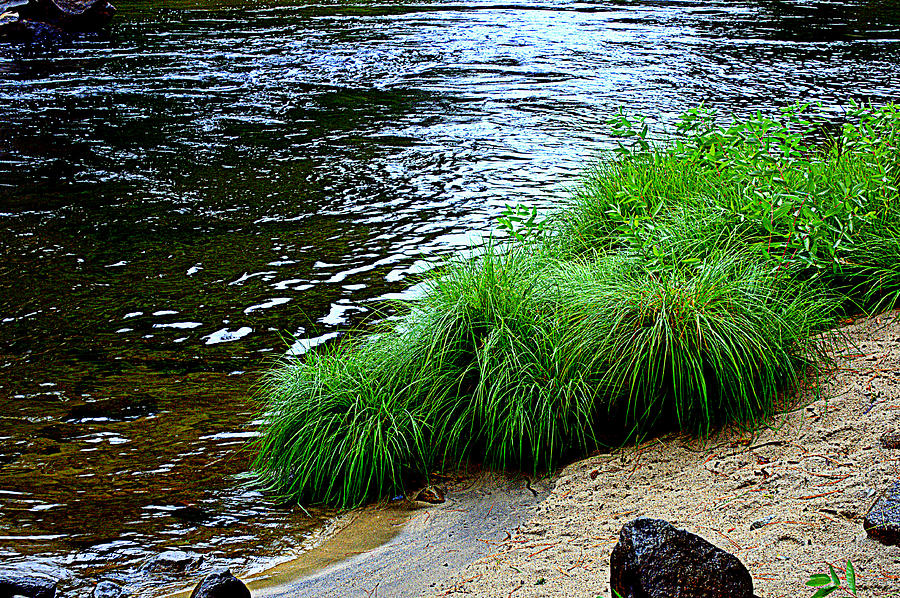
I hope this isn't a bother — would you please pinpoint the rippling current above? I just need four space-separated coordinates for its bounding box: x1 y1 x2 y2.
1 0 898 594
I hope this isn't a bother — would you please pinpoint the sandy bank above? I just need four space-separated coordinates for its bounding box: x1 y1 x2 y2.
429 311 900 597
241 472 550 597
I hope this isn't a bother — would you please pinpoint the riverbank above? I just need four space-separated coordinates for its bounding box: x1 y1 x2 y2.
429 311 900 597
234 472 550 597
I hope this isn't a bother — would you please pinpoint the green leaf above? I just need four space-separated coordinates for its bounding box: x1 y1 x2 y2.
829 564 840 586
806 574 832 587
811 586 839 598
846 561 856 593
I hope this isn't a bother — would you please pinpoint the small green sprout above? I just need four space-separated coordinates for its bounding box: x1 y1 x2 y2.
806 560 857 597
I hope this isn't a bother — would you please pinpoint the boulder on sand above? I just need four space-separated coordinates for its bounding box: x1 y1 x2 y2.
610 517 755 598
864 480 900 546
0 570 58 598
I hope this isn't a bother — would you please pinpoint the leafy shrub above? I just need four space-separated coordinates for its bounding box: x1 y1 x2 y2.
556 102 900 281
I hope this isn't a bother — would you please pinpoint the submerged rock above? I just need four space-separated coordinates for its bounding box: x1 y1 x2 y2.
610 517 754 598
189 569 250 598
141 551 204 574
35 422 81 442
92 580 128 598
65 396 158 423
0 570 58 598
864 480 900 545
171 502 209 523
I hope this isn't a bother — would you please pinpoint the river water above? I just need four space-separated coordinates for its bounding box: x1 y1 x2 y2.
0 0 898 595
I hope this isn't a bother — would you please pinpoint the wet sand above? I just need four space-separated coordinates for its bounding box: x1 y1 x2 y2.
235 472 549 597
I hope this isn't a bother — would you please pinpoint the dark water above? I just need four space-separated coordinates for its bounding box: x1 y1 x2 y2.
1 0 898 594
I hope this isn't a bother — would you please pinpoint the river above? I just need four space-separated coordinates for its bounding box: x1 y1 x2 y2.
1 0 898 595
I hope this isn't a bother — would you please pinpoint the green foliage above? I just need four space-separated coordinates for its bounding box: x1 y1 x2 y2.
253 102 900 510
557 102 900 281
555 250 831 438
806 561 857 597
497 203 546 241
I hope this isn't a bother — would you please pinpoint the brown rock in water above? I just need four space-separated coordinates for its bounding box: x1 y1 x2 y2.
189 569 250 598
610 517 755 598
864 480 900 546
141 551 204 574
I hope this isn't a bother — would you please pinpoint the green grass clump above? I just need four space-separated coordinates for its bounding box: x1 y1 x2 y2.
555 250 831 439
253 102 900 509
254 338 432 507
415 248 600 472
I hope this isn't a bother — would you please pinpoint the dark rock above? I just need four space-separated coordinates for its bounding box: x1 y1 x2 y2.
414 486 446 504
881 431 900 450
0 0 114 42
749 514 775 530
171 503 208 523
0 16 67 42
610 517 754 598
864 480 900 546
189 569 250 598
93 580 128 598
35 423 81 442
0 8 18 27
17 0 114 31
0 571 57 598
141 551 204 574
23 438 61 455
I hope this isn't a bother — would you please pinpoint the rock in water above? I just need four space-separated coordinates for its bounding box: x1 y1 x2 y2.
26 0 114 29
864 480 900 545
189 569 251 598
0 0 114 39
0 571 57 598
141 551 204 574
93 580 128 598
610 517 754 598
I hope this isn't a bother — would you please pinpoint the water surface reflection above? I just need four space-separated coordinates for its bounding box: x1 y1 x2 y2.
0 0 898 594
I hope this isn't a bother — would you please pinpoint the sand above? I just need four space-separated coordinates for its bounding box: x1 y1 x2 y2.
241 472 550 597
429 311 900 598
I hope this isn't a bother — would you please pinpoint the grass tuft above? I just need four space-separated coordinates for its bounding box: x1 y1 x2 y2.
253 339 432 508
553 250 832 439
